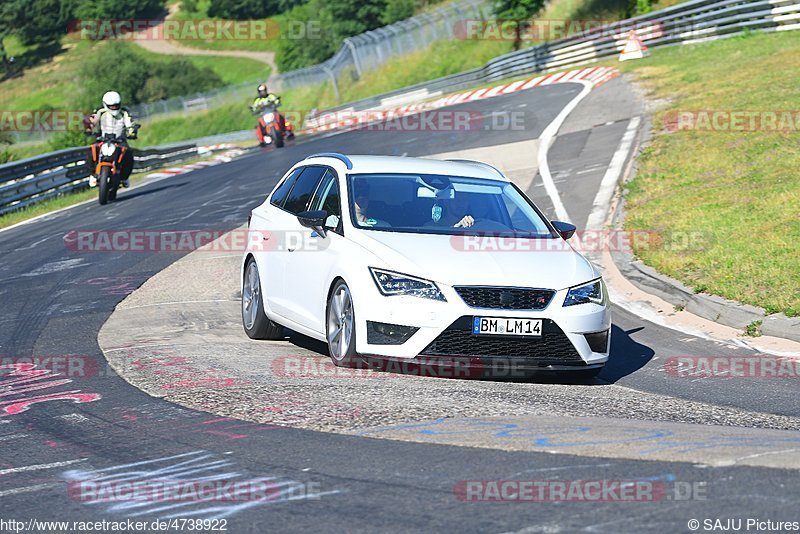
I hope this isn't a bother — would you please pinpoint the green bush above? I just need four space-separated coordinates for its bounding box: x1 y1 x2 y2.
381 0 415 24
0 129 14 163
207 0 279 19
47 129 88 152
79 42 223 108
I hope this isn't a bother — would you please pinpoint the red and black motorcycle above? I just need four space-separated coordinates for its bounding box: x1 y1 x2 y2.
253 99 294 148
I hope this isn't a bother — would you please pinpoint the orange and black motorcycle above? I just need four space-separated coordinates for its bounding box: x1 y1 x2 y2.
90 133 128 205
253 99 294 148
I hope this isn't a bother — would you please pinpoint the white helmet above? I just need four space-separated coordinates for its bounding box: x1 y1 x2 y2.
102 91 122 115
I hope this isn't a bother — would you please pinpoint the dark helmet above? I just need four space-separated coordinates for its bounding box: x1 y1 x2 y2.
257 83 268 98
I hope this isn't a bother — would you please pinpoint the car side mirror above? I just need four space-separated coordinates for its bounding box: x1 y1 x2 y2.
551 220 576 240
297 210 328 237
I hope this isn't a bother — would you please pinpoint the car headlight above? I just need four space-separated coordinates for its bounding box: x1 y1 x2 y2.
369 268 446 301
563 278 606 307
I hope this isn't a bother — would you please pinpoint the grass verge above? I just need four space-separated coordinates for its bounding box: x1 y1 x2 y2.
618 30 800 317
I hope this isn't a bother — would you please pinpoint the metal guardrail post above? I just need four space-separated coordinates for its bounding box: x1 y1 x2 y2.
344 38 363 78
321 66 340 102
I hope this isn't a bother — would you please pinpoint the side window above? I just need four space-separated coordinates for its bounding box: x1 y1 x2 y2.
270 168 302 208
283 166 326 214
309 169 341 230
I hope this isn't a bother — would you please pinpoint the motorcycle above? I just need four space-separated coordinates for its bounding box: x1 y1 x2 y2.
91 133 128 205
253 99 294 148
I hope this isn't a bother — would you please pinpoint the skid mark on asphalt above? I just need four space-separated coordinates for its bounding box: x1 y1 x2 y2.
62 450 339 519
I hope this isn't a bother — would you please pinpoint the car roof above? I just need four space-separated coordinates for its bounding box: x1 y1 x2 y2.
304 154 510 182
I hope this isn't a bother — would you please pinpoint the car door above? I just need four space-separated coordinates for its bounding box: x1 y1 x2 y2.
251 167 302 316
282 167 346 334
265 165 328 322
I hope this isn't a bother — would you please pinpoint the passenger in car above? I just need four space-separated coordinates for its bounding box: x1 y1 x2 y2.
353 181 391 227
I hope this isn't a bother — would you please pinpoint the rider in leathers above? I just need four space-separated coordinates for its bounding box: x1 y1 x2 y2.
85 91 139 188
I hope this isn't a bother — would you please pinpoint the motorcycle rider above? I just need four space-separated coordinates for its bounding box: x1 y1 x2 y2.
250 83 279 112
84 91 139 188
250 83 294 146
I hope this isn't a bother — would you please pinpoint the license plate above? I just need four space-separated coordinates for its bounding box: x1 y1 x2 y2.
472 317 542 336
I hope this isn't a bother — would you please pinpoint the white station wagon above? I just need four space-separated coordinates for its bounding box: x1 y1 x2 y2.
242 153 610 378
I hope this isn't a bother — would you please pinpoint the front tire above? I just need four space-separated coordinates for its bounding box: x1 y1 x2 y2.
270 126 284 148
97 167 110 205
326 280 358 367
242 257 283 340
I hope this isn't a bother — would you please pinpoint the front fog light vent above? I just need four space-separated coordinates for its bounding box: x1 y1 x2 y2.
367 321 419 345
584 329 610 353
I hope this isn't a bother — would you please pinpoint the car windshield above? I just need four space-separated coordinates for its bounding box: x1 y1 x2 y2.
348 173 556 237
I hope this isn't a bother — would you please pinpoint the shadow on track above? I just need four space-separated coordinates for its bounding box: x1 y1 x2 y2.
597 324 655 383
115 181 189 202
278 323 655 385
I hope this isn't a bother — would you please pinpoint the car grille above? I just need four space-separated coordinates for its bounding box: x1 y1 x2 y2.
421 316 583 364
454 286 555 310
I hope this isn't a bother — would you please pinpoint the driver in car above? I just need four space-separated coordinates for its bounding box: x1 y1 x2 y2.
432 193 475 228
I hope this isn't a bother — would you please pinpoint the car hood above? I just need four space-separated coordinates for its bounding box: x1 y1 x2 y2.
352 230 598 290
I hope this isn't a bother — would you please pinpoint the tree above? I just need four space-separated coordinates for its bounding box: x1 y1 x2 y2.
207 0 280 19
493 0 546 50
381 0 415 25
0 0 166 46
2 0 72 46
275 0 337 71
74 0 165 21
326 0 387 41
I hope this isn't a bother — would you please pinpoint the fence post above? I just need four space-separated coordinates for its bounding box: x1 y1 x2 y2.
321 66 340 102
344 38 363 78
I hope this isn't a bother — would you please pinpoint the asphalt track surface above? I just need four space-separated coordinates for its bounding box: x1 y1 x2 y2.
0 78 799 533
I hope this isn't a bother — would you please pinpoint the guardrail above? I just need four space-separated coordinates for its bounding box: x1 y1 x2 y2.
0 142 199 216
305 0 800 122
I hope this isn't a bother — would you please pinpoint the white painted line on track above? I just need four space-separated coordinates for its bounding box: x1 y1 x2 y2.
0 483 63 497
585 116 641 231
536 80 594 223
0 458 86 475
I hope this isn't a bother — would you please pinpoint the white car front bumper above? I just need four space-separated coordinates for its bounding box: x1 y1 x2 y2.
353 281 611 370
